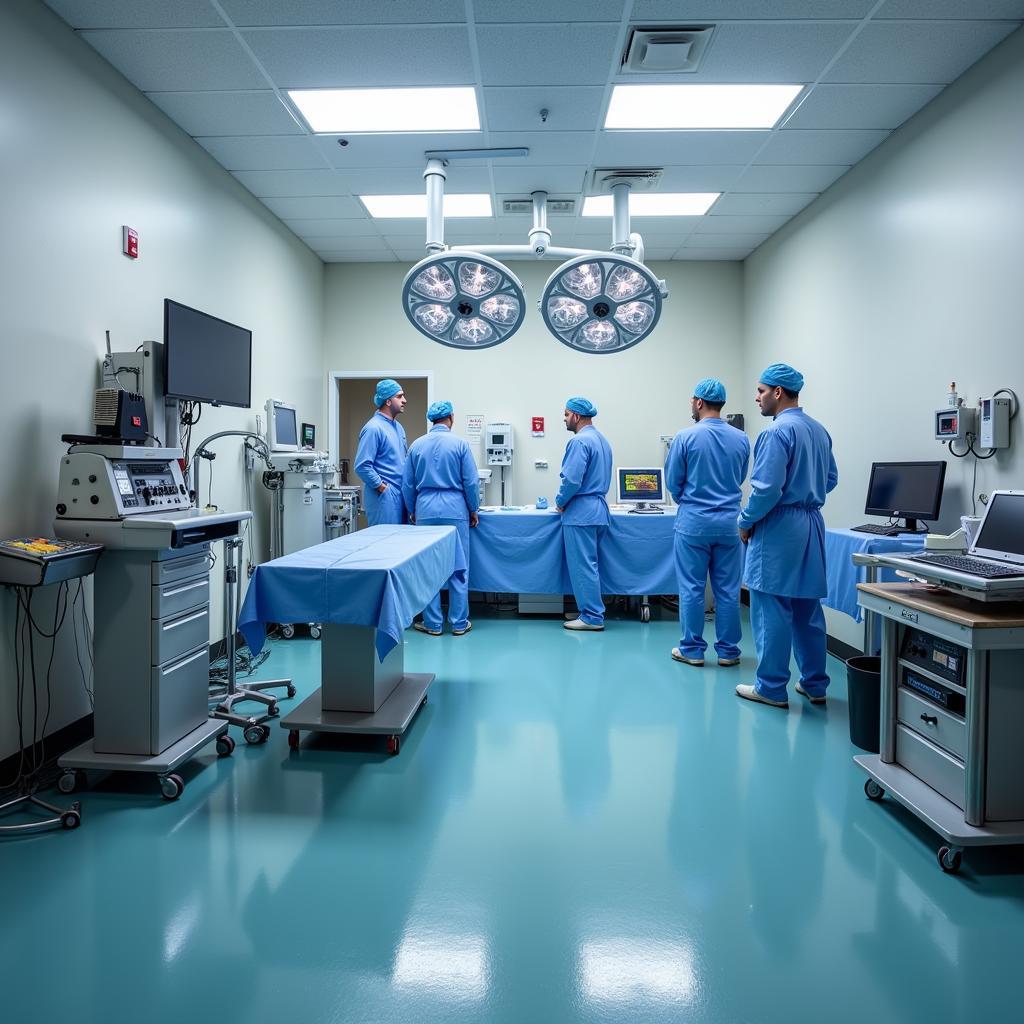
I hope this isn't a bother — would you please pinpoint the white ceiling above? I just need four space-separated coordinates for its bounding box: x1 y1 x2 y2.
44 0 1024 263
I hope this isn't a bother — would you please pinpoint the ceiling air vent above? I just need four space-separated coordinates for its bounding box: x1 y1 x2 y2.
621 27 714 74
502 198 576 215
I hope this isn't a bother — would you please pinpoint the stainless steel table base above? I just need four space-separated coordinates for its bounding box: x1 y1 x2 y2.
282 674 433 757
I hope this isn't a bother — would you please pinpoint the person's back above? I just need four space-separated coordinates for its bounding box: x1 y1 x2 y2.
403 425 479 522
671 418 750 535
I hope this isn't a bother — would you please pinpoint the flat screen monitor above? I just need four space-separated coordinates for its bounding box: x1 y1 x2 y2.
864 461 946 531
972 491 1024 564
617 467 664 506
265 399 298 452
164 299 252 408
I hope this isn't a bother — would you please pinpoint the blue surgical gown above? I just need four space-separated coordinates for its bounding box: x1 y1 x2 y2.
556 426 613 526
738 408 838 598
355 411 408 526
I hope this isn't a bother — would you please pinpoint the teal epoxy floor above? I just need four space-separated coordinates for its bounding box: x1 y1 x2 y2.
2 610 1022 1023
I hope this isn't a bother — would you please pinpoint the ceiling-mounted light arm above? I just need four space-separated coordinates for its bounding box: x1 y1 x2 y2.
529 191 551 256
629 232 645 266
611 182 632 255
424 158 448 253
447 244 605 261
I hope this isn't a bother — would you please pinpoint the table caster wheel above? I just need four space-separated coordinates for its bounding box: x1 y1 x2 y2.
310 625 322 640
286 684 297 699
288 730 300 750
267 701 280 717
387 735 401 756
864 779 884 802
281 623 295 639
420 694 428 708
244 724 269 745
58 770 80 794
640 605 651 623
937 845 962 874
160 774 184 801
61 806 82 830
216 734 235 757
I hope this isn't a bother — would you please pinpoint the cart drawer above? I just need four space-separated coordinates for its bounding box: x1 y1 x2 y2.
896 724 965 810
152 573 209 620
150 644 209 753
152 605 209 667
152 550 210 585
897 687 966 762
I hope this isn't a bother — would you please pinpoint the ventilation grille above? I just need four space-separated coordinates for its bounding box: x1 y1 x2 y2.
587 168 664 194
621 26 714 74
501 198 576 215
93 388 120 427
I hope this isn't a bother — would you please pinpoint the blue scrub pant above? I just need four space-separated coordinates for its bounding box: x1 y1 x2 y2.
674 533 742 660
417 517 470 632
749 590 829 702
563 525 607 626
365 483 405 526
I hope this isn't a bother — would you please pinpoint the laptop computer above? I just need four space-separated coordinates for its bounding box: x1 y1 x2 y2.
909 490 1024 579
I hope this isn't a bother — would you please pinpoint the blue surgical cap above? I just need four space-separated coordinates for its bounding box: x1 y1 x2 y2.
427 400 453 422
759 363 804 393
374 378 402 407
693 377 726 403
566 396 597 417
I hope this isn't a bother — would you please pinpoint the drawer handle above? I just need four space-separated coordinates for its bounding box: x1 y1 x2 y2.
163 648 208 674
162 609 207 631
162 579 207 598
920 713 938 726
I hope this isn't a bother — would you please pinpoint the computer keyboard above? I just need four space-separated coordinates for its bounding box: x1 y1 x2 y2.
851 523 901 536
910 553 1024 578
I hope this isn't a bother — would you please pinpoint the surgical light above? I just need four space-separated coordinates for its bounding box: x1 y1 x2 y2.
540 253 663 354
403 251 525 349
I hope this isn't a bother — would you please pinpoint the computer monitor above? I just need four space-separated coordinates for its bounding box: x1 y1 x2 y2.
163 299 252 408
616 467 665 512
864 461 946 532
265 399 299 452
971 491 1024 565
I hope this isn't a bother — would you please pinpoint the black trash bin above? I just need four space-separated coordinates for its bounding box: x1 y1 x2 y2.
846 655 881 753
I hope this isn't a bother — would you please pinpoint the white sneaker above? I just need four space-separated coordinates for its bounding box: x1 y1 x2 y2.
717 657 741 667
671 648 704 666
735 683 788 708
414 622 442 637
452 622 473 636
564 618 604 631
795 683 826 705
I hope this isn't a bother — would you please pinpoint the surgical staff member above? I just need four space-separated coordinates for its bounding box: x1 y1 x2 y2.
556 397 613 632
355 378 408 526
736 363 838 709
665 378 751 667
401 401 480 637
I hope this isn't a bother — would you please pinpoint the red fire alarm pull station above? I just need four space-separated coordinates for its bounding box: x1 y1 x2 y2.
532 416 544 437
122 226 138 259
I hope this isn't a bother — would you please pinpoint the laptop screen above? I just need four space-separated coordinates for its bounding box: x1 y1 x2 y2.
973 492 1024 562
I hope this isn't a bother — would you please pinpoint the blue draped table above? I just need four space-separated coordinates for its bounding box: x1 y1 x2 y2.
469 507 678 595
824 527 926 622
239 525 466 660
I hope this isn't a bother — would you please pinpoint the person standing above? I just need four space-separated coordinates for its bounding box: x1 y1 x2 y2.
665 377 751 667
556 397 613 632
355 378 408 526
736 364 838 709
402 401 480 636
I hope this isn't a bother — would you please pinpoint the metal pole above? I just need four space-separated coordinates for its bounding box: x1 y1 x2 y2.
424 158 447 253
528 191 551 256
611 182 631 253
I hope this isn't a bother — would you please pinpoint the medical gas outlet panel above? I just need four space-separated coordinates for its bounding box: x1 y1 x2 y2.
485 423 514 466
57 451 190 520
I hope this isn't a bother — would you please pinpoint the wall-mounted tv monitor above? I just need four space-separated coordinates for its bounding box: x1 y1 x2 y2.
164 298 252 408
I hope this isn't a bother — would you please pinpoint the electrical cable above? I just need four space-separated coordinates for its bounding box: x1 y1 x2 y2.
992 387 1019 420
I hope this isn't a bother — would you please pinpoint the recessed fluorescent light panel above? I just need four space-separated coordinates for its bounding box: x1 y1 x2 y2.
582 193 719 217
604 84 802 130
288 87 480 133
361 194 493 218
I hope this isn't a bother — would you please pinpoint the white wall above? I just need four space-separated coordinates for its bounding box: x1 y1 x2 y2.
0 1 324 760
743 27 1024 648
324 260 745 506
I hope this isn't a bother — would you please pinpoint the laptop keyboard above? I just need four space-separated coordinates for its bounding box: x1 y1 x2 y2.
910 553 1024 578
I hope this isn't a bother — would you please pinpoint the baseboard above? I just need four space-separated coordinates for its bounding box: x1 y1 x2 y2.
0 712 94 786
826 634 861 663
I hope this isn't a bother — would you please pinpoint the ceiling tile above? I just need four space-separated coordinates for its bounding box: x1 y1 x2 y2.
783 83 945 129
874 1 1024 18
758 128 890 164
493 167 588 194
312 133 488 168
474 0 626 20
232 169 350 197
483 87 606 132
694 214 794 234
685 22 857 83
679 233 770 248
656 166 747 190
220 0 465 25
44 0 224 27
79 30 266 91
735 164 849 192
307 235 390 253
710 193 817 215
354 217 498 236
477 24 622 86
632 1 873 17
594 131 768 166
488 131 600 164
197 135 326 170
261 196 365 219
335 167 493 194
284 219 382 237
322 252 396 262
825 21 1019 84
241 27 475 88
147 91 304 137
673 249 749 261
